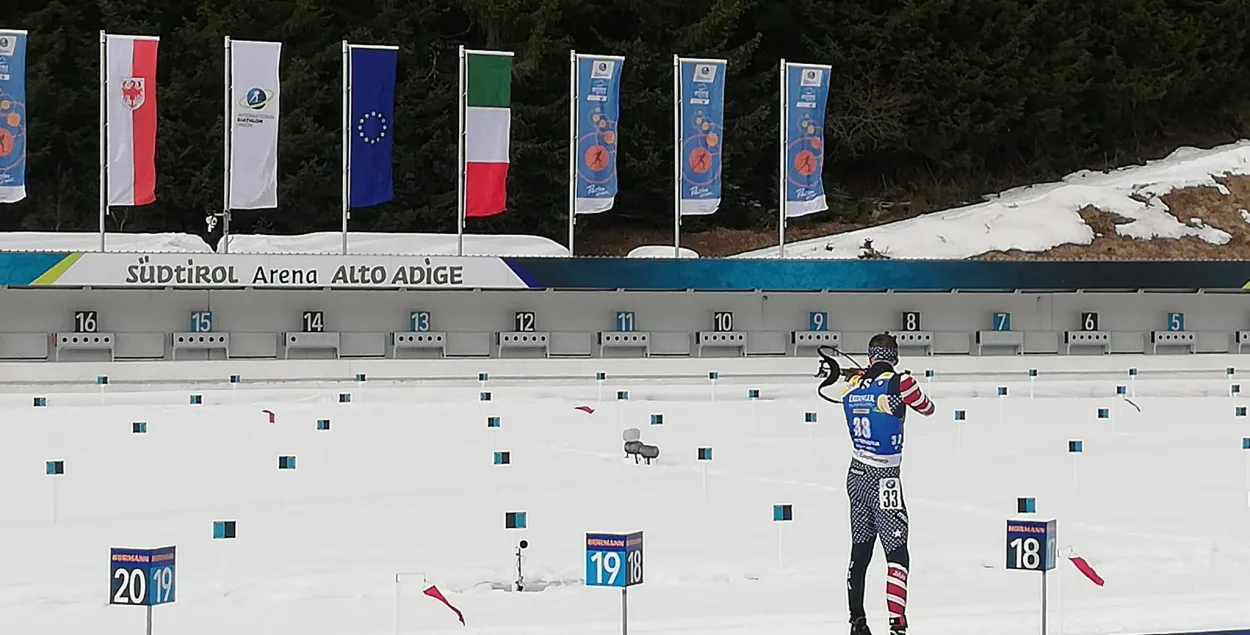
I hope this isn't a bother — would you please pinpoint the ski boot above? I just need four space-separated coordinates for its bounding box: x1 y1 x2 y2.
850 616 873 635
889 616 907 635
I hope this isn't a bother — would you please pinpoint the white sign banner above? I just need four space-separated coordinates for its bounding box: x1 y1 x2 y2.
31 253 533 289
229 39 281 209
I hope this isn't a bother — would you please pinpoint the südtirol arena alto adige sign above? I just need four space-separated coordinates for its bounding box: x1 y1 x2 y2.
28 253 533 289
124 256 465 286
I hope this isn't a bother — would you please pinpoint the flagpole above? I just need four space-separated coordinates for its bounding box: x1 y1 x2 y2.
98 31 107 252
341 41 350 255
778 59 787 258
222 36 232 253
456 45 466 256
568 51 578 256
672 54 681 258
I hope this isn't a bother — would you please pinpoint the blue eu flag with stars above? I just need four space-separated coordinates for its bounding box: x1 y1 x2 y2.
348 46 397 208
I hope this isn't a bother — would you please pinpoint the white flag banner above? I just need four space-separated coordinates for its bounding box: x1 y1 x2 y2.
228 39 281 209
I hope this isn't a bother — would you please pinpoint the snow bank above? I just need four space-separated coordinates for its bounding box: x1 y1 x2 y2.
0 232 212 253
220 232 570 257
734 140 1250 260
627 245 700 259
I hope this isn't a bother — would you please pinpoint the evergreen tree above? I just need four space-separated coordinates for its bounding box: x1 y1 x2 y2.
1 0 1247 245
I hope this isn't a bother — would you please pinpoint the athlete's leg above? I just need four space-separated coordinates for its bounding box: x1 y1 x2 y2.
846 461 878 623
874 467 910 632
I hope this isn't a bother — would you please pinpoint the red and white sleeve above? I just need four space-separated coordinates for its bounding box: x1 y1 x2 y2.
898 374 935 416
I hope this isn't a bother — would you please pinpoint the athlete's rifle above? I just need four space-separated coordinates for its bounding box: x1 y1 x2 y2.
815 345 866 404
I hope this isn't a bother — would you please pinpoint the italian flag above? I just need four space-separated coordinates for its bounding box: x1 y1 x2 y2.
462 49 513 218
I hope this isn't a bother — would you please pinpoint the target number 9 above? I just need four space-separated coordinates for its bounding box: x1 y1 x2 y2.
1008 537 1041 570
111 567 147 605
590 551 621 585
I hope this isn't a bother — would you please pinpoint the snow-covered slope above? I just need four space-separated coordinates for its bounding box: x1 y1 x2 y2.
0 232 213 253
735 140 1250 260
627 245 700 259
221 232 569 257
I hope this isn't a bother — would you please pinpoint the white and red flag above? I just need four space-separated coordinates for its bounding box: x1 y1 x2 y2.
104 33 159 206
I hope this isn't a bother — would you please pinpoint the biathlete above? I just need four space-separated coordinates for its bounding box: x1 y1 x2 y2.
816 333 935 635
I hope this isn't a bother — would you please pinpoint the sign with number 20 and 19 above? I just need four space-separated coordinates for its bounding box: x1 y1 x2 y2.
110 546 177 606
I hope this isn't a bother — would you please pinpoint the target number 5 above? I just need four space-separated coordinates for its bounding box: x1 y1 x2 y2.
111 567 147 605
1009 537 1041 570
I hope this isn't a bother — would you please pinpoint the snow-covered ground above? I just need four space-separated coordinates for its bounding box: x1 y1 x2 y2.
220 232 570 257
735 140 1250 260
0 232 215 253
626 245 700 259
1 362 1247 635
0 232 569 257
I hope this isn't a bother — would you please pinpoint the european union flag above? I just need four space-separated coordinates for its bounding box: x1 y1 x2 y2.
348 46 397 208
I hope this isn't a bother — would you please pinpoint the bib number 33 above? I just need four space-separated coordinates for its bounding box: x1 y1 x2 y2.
878 478 904 510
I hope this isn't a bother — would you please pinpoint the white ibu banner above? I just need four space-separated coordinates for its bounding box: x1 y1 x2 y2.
29 254 533 289
229 39 281 209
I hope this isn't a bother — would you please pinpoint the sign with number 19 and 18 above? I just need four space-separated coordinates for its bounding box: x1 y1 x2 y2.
1005 520 1056 572
585 532 644 587
109 546 176 606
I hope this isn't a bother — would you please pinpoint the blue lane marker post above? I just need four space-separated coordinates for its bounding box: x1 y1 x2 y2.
773 504 792 571
46 460 64 523
697 447 713 499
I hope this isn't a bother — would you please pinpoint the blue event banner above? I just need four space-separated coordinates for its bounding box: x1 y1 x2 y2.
678 57 726 216
0 30 27 204
574 54 623 214
784 62 830 218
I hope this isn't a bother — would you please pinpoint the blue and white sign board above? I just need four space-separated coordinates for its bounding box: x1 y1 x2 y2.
1005 519 1056 571
109 546 176 606
585 532 644 587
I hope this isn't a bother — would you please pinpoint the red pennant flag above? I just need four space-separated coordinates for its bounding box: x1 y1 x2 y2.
1069 555 1105 586
575 405 595 414
261 409 276 424
423 584 465 624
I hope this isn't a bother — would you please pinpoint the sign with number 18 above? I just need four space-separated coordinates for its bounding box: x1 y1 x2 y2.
1005 519 1056 571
